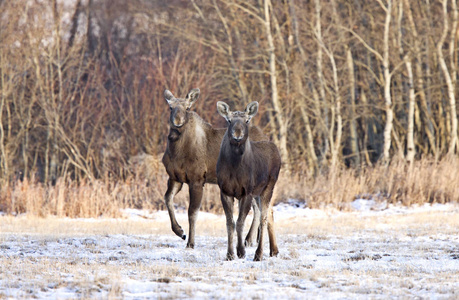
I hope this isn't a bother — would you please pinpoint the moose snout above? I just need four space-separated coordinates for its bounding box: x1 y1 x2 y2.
171 109 186 128
173 120 184 128
231 130 244 142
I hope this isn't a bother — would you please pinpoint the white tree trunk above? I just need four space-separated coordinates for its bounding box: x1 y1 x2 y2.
382 0 393 164
314 0 330 159
437 0 458 155
405 59 416 163
0 53 8 178
403 0 437 157
449 0 458 151
289 0 318 172
325 48 342 168
346 47 360 168
264 0 289 167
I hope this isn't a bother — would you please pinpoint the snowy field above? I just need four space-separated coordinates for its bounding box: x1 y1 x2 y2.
1 200 458 299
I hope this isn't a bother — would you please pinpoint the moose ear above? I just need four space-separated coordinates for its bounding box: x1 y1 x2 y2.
245 101 259 121
164 90 175 106
217 101 231 122
185 88 200 109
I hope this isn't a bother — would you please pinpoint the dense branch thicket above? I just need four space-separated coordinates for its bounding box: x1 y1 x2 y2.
0 0 458 184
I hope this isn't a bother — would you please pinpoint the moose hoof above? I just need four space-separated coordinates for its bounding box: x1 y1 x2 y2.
244 239 254 247
186 242 194 249
270 249 279 257
254 252 263 261
172 227 185 239
226 253 236 261
237 248 246 259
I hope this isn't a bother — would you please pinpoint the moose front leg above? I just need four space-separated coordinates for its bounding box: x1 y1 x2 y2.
164 179 185 240
186 181 204 249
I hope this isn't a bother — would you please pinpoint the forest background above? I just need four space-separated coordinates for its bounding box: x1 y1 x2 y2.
1 0 459 217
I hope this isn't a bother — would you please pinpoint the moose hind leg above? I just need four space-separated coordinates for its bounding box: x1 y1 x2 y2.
186 181 204 249
165 179 185 239
245 196 261 247
254 197 268 261
221 193 236 260
262 182 278 257
267 205 278 257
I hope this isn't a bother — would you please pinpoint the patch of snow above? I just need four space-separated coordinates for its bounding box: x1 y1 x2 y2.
351 198 388 211
1 202 458 299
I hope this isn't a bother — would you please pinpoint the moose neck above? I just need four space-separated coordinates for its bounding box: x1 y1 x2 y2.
226 136 252 165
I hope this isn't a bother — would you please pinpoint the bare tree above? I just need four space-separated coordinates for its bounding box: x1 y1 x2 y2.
405 57 416 163
263 0 289 167
2 0 459 186
346 46 360 168
288 0 318 172
314 0 330 162
403 0 437 157
381 0 394 164
437 0 458 155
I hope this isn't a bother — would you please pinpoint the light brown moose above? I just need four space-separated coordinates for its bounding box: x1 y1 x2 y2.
216 101 281 261
162 89 267 248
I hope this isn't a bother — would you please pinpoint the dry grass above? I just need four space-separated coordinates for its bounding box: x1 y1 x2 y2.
2 206 457 239
1 156 459 218
276 156 459 209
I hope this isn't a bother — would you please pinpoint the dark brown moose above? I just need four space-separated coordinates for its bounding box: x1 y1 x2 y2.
216 101 281 261
162 89 267 248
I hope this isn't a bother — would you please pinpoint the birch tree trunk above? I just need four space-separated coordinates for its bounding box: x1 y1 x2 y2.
288 0 319 172
381 0 394 164
314 0 330 161
398 0 415 163
449 0 458 89
49 0 62 184
449 0 458 151
0 52 9 179
294 72 318 173
264 0 289 167
320 46 341 168
403 0 437 157
437 0 458 155
405 58 416 163
346 47 360 168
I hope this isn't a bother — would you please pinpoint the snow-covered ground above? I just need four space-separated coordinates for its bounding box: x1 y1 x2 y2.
1 200 458 299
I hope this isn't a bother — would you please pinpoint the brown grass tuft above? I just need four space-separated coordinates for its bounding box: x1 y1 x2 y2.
1 156 458 217
275 156 459 209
